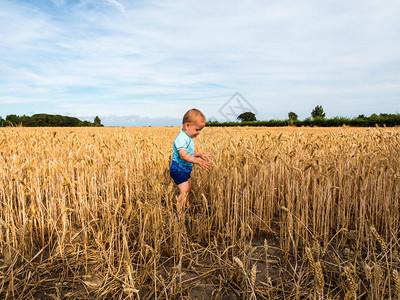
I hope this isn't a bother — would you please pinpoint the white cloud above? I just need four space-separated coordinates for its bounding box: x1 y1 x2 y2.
1 0 400 124
106 0 127 16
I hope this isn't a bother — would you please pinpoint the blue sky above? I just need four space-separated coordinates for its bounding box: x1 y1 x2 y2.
1 0 399 126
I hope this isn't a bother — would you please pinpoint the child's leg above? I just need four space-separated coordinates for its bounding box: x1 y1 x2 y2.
177 178 192 214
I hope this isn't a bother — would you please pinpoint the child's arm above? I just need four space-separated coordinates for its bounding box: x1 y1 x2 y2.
179 149 212 170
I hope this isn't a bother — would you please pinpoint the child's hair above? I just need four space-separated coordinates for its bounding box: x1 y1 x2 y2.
182 109 206 124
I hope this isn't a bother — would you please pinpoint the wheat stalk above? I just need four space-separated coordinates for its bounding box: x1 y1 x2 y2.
370 226 388 254
0 127 398 298
392 269 400 296
344 265 358 299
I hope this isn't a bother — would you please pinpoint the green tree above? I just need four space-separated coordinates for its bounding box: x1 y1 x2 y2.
311 105 326 119
94 116 102 126
6 114 21 126
237 112 256 122
369 113 378 118
288 112 298 121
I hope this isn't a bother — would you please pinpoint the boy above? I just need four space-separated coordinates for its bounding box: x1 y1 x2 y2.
170 109 212 215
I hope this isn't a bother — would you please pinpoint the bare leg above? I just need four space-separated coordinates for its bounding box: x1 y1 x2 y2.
177 178 192 215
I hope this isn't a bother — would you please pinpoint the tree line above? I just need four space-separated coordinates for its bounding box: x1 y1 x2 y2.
211 105 400 127
0 114 103 127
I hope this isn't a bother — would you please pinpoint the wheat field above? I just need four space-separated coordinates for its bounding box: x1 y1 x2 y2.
0 126 399 299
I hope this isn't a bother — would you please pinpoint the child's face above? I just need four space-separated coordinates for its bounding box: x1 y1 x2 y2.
184 117 206 138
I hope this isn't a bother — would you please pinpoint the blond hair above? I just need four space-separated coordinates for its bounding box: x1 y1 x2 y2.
182 109 206 124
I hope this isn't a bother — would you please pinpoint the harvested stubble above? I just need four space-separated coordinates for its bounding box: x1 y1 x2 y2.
0 126 399 299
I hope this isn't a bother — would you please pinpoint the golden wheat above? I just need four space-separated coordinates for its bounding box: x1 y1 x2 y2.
0 126 399 299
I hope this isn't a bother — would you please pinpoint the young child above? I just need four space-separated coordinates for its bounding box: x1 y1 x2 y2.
170 109 212 215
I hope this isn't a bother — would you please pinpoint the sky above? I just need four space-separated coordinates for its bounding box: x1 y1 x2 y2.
1 0 399 126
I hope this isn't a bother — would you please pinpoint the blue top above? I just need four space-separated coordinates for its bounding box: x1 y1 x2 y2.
172 129 194 172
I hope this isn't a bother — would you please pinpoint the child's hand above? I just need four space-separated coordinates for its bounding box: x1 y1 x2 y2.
196 158 213 170
200 152 212 160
